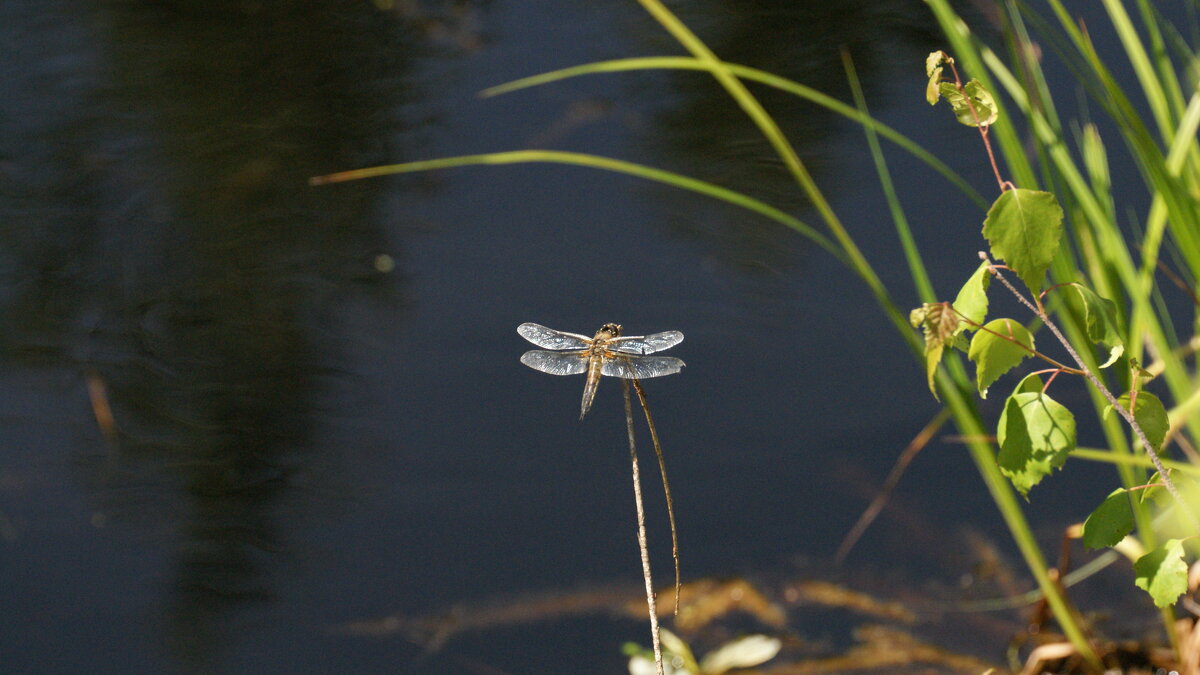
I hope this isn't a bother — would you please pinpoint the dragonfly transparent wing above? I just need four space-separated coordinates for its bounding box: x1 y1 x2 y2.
610 330 684 355
517 323 592 350
600 354 685 379
520 349 589 376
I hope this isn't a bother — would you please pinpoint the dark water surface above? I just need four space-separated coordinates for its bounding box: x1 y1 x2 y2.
0 1 1169 673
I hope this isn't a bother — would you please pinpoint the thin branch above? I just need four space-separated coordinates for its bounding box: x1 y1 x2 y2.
947 60 1006 192
981 253 1199 531
949 304 1085 375
631 379 681 614
623 379 664 675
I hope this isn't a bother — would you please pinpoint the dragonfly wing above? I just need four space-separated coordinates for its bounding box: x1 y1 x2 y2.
610 330 684 355
517 323 591 350
600 355 685 379
520 350 589 376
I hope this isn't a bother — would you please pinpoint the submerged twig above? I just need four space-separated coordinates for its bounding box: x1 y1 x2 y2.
624 379 664 675
836 408 950 563
85 368 119 445
631 378 681 614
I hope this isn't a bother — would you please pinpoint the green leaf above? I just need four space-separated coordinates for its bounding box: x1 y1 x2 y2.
699 635 782 674
1066 283 1124 368
951 261 991 330
1134 539 1188 607
1012 372 1044 394
996 389 1076 496
962 80 997 125
1082 488 1134 549
1106 391 1169 452
937 79 997 126
982 189 1064 294
968 318 1035 398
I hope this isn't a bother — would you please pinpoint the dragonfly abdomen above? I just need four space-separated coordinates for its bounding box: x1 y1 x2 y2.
579 356 606 419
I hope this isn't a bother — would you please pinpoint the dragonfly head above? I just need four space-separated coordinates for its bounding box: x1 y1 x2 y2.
597 322 622 339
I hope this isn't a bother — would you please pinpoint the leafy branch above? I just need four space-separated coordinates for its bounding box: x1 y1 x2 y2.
918 50 1199 612
981 252 1196 530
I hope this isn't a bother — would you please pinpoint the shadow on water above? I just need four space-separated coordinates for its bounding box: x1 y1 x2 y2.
0 1 470 670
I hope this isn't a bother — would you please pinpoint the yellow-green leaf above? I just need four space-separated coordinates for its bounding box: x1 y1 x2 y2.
909 305 927 328
925 50 949 78
952 261 991 330
926 68 943 105
924 340 944 399
925 51 951 105
968 318 1035 398
1012 372 1043 395
912 302 960 400
1134 539 1188 607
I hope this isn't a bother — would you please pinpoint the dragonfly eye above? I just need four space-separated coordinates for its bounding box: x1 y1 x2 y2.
601 322 622 337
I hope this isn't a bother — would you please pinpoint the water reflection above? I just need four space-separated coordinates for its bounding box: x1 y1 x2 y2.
0 1 459 670
635 0 943 273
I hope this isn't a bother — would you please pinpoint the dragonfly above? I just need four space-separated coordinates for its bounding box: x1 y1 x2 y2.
517 322 685 419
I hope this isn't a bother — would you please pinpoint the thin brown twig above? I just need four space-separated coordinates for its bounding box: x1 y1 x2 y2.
1155 258 1200 307
1133 243 1200 309
1174 434 1200 466
948 304 1084 375
835 408 951 564
623 379 663 675
631 378 680 615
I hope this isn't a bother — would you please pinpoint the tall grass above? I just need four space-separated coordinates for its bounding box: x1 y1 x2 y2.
313 0 1200 667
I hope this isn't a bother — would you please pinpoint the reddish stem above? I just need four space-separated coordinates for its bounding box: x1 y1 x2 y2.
947 62 1007 192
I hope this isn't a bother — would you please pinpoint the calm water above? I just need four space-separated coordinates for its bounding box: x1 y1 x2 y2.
0 1 1168 673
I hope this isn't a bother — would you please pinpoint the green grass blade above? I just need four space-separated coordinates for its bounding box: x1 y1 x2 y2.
633 0 914 350
1133 0 1191 123
842 52 934 304
1102 0 1176 144
1133 92 1200 356
1038 1 1200 448
1071 448 1200 478
1043 0 1200 271
482 56 987 209
309 149 847 264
